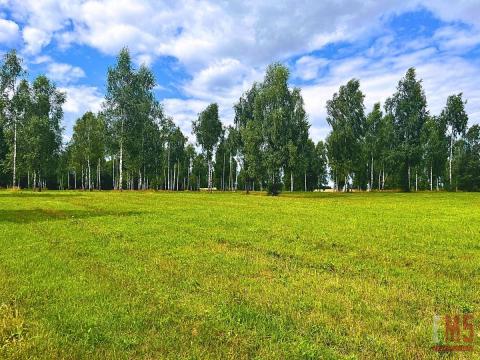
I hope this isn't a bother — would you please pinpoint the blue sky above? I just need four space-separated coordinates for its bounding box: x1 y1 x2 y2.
1 1 480 142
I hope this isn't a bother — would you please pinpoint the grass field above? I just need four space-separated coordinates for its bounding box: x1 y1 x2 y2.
0 190 479 359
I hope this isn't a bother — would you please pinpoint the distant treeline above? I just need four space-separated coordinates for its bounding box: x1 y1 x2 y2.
0 48 478 193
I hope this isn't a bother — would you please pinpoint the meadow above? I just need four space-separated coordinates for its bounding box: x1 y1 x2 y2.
0 190 479 359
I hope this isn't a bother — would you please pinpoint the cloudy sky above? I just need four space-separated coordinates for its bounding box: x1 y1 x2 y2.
1 0 479 142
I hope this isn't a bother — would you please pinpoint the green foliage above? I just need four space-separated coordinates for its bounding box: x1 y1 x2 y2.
385 68 428 190
193 103 222 160
441 93 468 188
104 47 165 190
0 50 24 94
456 125 480 191
234 63 310 195
69 112 106 190
326 79 366 190
0 49 478 192
193 103 222 191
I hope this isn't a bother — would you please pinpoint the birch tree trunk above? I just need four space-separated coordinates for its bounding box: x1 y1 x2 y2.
12 120 17 188
222 152 225 191
207 159 212 191
177 161 180 191
172 164 177 190
234 162 238 191
415 170 418 191
229 154 232 191
370 155 374 191
187 159 191 190
430 164 433 191
119 140 124 190
449 134 453 184
167 147 171 190
382 168 385 190
87 157 91 191
98 159 101 190
408 165 411 191
112 156 115 189
304 171 307 192
290 172 293 192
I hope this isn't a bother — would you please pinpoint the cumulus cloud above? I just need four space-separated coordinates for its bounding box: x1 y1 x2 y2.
0 18 20 44
2 0 480 141
22 26 50 54
47 62 85 84
301 42 480 141
294 56 329 81
59 85 103 140
163 98 210 139
184 58 262 101
1 1 412 64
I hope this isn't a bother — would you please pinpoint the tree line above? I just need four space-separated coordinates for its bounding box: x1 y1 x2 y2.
0 48 478 193
327 70 478 191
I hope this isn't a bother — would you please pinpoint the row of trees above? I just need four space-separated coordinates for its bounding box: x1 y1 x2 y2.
0 48 478 193
326 69 479 191
0 50 65 189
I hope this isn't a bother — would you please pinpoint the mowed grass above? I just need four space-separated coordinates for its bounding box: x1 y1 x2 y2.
0 190 479 359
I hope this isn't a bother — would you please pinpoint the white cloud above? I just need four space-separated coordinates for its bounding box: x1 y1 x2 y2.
0 18 19 44
163 98 210 139
60 85 102 114
59 85 103 138
3 1 412 65
433 26 480 52
47 62 85 84
31 54 52 64
184 58 261 100
3 0 480 141
294 56 329 81
301 44 480 141
22 26 50 54
421 1 480 29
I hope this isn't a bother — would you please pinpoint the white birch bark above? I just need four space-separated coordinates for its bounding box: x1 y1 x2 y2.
370 156 374 191
430 164 433 191
449 134 453 184
12 120 17 188
88 157 92 190
304 171 307 192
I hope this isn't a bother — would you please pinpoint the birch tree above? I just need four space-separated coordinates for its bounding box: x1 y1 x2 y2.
193 103 222 191
421 115 447 190
456 125 480 191
105 48 135 191
365 103 382 190
326 79 366 191
0 50 25 188
385 68 428 191
28 75 65 189
70 112 105 190
440 94 468 188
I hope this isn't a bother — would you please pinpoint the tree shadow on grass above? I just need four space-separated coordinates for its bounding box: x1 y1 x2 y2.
0 209 142 224
0 192 85 199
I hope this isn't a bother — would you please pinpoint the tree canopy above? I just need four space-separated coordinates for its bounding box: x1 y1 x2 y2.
0 48 478 193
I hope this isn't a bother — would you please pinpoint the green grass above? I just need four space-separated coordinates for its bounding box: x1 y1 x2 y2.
0 190 479 359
